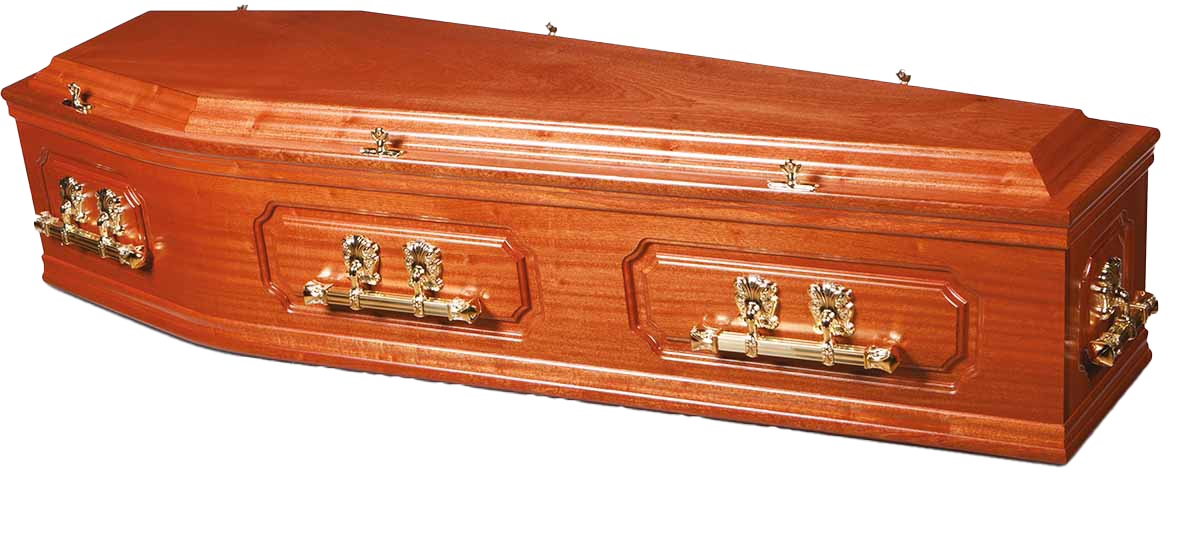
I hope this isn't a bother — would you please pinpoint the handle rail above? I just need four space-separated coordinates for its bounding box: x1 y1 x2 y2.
304 235 481 323
32 176 147 269
690 275 899 373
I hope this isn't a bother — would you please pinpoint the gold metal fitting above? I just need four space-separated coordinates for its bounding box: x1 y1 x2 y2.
1087 257 1158 367
360 127 405 158
304 236 481 323
96 188 129 260
62 82 92 114
58 176 87 230
32 176 147 269
691 275 899 373
767 160 818 192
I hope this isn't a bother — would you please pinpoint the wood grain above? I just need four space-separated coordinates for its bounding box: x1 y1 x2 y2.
2 10 1161 463
2 11 1160 225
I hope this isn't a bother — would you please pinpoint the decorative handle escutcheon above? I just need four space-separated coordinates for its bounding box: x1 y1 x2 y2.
303 236 481 323
1088 257 1158 367
690 275 900 373
32 176 147 269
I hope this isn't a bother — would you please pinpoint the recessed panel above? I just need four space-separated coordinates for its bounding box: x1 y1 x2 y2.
256 204 534 339
624 241 975 390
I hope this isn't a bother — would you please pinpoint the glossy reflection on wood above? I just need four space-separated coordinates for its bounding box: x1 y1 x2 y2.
2 10 1160 463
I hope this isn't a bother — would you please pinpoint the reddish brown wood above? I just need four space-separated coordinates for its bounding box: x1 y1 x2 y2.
3 11 1160 462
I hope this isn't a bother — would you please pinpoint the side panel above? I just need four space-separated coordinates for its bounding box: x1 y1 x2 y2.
1064 173 1152 438
624 241 975 392
16 121 1073 462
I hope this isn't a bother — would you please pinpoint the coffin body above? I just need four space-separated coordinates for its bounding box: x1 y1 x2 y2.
4 11 1160 463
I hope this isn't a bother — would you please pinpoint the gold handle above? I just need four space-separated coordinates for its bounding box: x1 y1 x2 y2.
62 82 92 114
303 236 481 323
690 275 899 373
1088 257 1158 367
32 177 147 269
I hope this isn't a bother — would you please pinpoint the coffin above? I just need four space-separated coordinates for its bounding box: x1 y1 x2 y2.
4 10 1160 463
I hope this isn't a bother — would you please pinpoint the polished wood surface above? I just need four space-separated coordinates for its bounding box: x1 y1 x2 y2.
3 11 1160 462
47 11 1080 150
5 11 1158 224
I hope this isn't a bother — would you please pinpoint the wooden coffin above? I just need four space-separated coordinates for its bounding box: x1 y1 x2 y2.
3 10 1160 463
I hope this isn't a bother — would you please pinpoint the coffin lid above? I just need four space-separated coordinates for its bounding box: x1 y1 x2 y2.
3 10 1158 226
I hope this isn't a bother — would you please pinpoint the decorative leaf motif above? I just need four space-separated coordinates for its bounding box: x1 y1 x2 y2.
342 235 381 288
96 189 126 239
1092 257 1128 319
58 177 87 225
403 239 444 295
809 282 855 337
734 275 779 332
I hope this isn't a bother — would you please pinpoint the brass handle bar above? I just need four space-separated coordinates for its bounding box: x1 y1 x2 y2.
1087 257 1158 367
33 213 147 269
32 176 147 269
690 275 900 373
691 325 898 372
303 236 481 324
304 281 480 323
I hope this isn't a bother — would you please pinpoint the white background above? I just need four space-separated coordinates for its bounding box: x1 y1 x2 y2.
2 1 1177 558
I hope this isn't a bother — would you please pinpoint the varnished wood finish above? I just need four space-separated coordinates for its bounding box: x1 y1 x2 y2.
3 11 1160 462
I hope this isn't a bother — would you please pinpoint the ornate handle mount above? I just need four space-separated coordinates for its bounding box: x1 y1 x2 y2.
32 176 147 269
691 275 899 373
1088 257 1158 367
304 236 481 323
